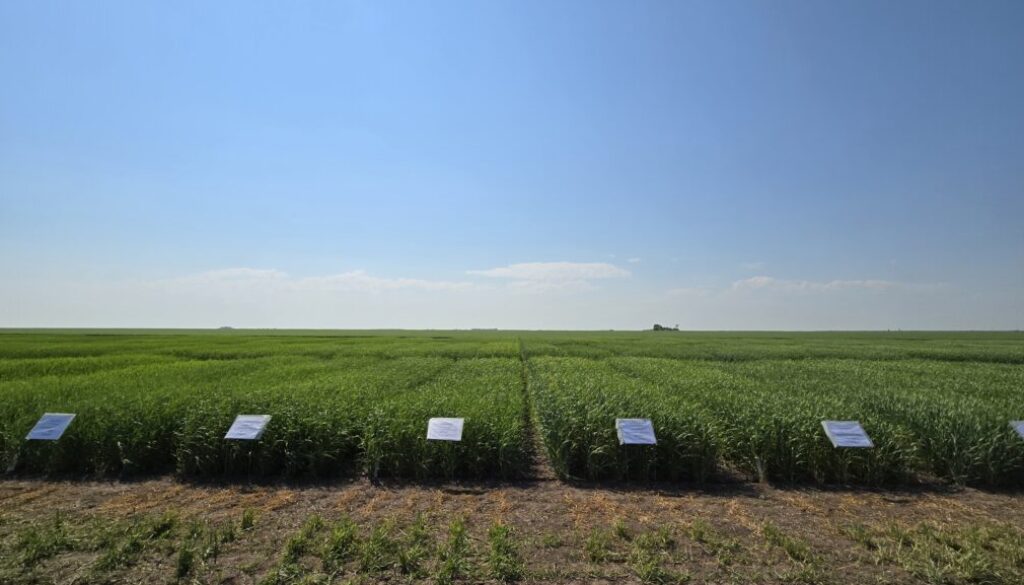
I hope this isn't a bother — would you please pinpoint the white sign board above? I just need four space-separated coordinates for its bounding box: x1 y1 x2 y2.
426 417 464 441
26 413 76 441
225 415 272 440
616 418 657 445
821 420 874 448
1010 421 1024 440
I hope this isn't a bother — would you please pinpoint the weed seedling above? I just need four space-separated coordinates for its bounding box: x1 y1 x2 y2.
488 521 524 582
436 517 472 585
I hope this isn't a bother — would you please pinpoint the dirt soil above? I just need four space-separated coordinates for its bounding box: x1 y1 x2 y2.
2 475 1023 585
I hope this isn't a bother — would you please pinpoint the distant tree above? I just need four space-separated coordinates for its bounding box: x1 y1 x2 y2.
653 324 664 331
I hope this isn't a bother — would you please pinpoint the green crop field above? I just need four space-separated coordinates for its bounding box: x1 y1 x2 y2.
1 330 1022 486
0 331 528 480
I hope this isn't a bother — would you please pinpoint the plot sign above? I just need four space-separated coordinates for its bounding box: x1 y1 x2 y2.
225 415 272 440
821 420 874 448
426 418 464 441
26 413 76 441
1010 421 1024 440
616 418 657 445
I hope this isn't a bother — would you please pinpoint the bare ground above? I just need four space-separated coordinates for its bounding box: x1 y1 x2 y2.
1 475 1023 585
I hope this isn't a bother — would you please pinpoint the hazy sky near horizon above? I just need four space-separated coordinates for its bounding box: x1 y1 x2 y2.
2 1 1022 330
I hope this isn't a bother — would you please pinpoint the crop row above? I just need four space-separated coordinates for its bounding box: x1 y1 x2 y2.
0 354 529 479
2 332 1023 485
518 331 1024 364
529 356 1024 486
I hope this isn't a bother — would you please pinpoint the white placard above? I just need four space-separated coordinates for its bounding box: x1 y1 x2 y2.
225 415 272 440
426 417 464 441
1010 421 1024 440
821 420 874 448
616 418 657 445
26 413 76 441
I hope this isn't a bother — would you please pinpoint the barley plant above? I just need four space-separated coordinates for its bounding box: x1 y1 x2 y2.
525 332 1024 486
0 331 529 479
1 330 1022 485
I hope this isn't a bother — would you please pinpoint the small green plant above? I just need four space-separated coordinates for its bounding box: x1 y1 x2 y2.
761 521 814 564
397 514 431 577
630 551 686 585
359 520 398 574
637 528 675 551
436 517 472 585
585 528 613 563
241 508 256 530
323 515 360 572
175 541 196 579
14 513 74 567
94 512 178 571
201 529 221 561
218 521 238 545
614 519 632 541
840 523 876 550
629 528 685 585
686 519 742 566
841 520 1024 584
488 522 523 582
540 532 564 548
687 519 711 544
257 562 306 585
282 514 324 566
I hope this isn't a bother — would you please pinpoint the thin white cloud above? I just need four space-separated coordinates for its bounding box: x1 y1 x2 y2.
0 268 1007 330
466 261 631 295
627 257 642 264
663 275 945 300
507 279 597 294
467 262 630 281
297 271 475 292
158 268 475 293
166 268 290 285
731 276 896 293
666 286 714 297
740 261 766 271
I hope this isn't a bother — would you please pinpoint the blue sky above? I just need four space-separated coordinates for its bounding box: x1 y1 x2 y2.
1 1 1022 329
